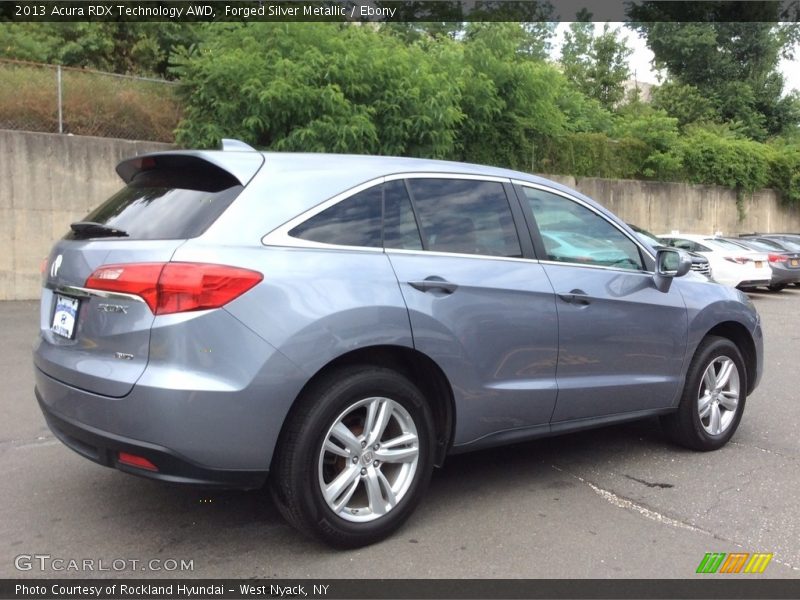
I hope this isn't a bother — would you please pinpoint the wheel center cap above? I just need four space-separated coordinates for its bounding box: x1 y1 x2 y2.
361 451 374 465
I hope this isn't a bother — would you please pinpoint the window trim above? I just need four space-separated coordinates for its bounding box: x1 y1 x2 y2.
262 176 387 252
262 172 522 257
261 173 652 272
384 247 540 264
511 180 656 274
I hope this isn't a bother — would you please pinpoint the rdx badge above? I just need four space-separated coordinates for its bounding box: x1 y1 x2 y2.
97 303 128 314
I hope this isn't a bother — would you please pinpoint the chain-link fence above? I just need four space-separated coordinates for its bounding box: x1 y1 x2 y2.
0 59 181 142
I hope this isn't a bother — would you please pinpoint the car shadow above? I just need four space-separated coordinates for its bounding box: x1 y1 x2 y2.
65 416 676 559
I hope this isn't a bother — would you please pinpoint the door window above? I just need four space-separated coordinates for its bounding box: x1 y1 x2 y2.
383 179 423 250
521 187 644 270
406 178 521 257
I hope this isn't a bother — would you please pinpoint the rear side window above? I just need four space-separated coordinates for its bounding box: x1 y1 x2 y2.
289 185 382 247
66 165 243 240
406 178 521 257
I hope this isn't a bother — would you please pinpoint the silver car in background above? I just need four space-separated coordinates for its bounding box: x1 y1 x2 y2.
34 142 763 547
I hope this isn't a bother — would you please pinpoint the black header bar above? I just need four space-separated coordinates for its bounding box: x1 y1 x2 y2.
2 1 799 23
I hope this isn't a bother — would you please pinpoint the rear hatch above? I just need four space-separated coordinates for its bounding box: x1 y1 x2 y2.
35 152 263 397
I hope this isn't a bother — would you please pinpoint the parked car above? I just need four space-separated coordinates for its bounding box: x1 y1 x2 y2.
740 234 800 288
658 233 771 290
627 224 711 278
724 237 800 291
740 232 800 246
34 143 763 547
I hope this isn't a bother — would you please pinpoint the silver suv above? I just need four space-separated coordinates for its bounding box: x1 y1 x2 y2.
34 142 763 547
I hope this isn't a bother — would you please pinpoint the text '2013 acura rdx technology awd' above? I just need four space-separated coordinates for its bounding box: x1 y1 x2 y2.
34 141 763 547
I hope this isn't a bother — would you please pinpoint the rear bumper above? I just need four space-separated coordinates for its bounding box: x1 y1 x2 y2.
37 389 268 489
770 267 800 286
736 279 771 289
33 306 310 478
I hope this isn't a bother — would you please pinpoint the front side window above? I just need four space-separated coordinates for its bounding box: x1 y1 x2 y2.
405 178 521 257
521 186 644 270
289 185 382 247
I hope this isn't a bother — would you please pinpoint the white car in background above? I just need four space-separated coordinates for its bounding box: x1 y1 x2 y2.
658 233 771 289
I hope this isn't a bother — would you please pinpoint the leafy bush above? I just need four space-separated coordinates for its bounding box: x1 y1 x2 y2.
678 126 772 192
767 142 800 203
172 23 463 157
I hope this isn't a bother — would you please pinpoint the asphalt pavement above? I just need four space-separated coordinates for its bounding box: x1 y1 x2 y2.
1 291 799 579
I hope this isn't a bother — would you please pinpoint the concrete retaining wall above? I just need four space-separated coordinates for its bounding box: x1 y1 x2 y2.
543 174 800 238
3 129 800 300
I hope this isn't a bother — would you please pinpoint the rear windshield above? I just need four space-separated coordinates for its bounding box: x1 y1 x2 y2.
65 166 243 240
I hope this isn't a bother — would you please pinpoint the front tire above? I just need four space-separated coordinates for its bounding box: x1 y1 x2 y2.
767 283 786 292
661 336 747 451
270 366 435 548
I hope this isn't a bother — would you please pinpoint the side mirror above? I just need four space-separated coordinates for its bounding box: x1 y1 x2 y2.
654 248 692 292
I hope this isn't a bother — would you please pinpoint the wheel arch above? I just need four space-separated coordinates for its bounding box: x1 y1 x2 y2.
701 321 758 395
274 345 455 469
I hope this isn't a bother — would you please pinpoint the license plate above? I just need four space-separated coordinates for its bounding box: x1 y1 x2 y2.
755 261 763 268
792 259 799 267
51 295 79 339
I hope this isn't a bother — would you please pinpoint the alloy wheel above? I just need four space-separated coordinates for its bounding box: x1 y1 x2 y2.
317 397 420 523
697 356 740 436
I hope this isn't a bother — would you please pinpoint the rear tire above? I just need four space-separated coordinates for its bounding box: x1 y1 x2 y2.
767 284 786 292
270 366 435 548
661 336 747 451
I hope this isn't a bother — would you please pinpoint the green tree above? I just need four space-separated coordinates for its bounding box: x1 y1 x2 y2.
560 22 632 110
613 104 683 179
172 23 463 156
456 23 567 169
629 3 800 138
651 81 717 128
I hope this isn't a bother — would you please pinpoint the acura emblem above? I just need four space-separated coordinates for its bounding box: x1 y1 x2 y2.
50 255 63 278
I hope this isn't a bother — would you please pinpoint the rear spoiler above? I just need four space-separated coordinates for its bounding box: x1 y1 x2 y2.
116 150 265 186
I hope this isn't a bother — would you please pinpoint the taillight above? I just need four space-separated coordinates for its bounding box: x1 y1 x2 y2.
723 256 750 264
86 263 163 311
767 253 784 263
40 256 49 285
85 262 262 315
157 263 263 314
